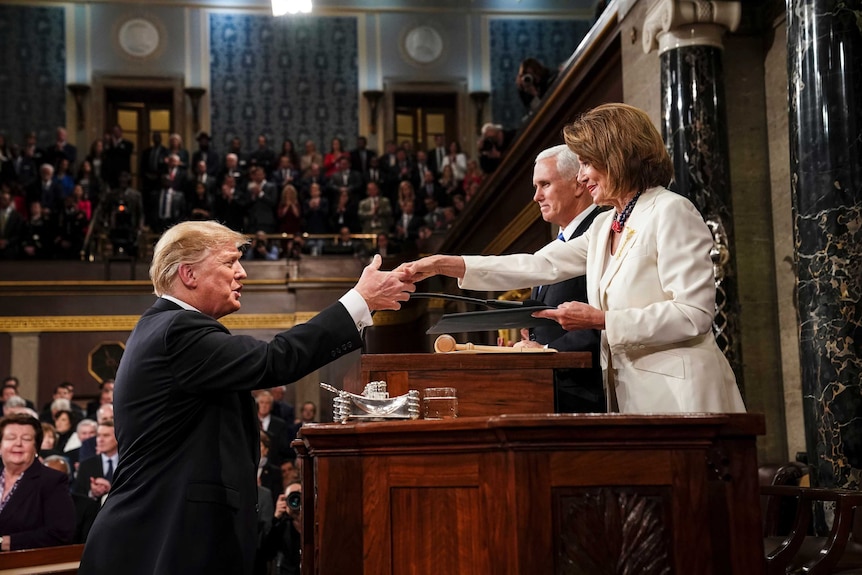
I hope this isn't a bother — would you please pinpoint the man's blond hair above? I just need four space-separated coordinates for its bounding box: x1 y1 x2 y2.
149 221 249 296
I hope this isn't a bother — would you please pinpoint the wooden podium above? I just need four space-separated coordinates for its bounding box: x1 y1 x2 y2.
298 413 766 575
351 352 592 417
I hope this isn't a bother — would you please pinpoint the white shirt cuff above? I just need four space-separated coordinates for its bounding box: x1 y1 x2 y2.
339 289 373 331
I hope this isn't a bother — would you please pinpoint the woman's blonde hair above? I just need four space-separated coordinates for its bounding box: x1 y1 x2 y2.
149 221 248 296
563 103 673 200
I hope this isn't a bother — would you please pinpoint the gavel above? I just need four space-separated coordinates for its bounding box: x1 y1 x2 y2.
433 334 511 353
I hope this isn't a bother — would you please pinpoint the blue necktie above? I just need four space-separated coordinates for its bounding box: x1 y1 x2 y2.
105 457 114 483
557 231 565 242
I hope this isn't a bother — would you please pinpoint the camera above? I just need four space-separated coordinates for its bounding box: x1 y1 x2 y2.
286 490 301 511
521 73 534 85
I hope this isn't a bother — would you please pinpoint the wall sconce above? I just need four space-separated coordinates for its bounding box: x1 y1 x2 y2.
362 90 384 135
67 83 90 131
184 87 207 135
469 91 490 136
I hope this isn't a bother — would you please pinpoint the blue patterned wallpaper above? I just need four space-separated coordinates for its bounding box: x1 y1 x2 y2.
210 14 358 155
0 5 67 146
489 19 591 130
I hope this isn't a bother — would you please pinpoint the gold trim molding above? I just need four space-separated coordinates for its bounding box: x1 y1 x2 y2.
0 313 320 333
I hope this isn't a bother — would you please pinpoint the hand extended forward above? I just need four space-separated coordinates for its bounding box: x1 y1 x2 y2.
355 254 416 311
395 254 467 283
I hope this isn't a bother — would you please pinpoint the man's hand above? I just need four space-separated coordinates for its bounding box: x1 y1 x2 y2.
274 494 288 519
532 301 605 331
395 254 467 283
90 476 112 498
355 254 415 311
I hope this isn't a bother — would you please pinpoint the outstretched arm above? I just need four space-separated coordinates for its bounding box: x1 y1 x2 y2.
396 254 467 283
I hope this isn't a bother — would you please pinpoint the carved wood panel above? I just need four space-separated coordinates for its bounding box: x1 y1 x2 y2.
554 487 672 575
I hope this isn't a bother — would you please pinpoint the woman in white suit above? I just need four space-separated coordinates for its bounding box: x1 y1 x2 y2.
400 103 745 414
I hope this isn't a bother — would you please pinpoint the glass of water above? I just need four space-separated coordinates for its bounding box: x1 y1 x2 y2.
423 387 458 419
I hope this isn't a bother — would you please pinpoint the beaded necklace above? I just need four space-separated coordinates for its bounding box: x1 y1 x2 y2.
611 190 643 233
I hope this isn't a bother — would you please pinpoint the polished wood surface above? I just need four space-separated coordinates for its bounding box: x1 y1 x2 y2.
355 352 591 417
301 414 766 575
0 544 83 574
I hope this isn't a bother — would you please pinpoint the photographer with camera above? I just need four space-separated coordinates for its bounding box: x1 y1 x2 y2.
515 57 558 120
259 481 302 575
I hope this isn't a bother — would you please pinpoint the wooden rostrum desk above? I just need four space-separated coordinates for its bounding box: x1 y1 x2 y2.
297 412 766 575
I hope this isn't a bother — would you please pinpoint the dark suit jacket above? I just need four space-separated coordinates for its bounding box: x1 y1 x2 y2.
0 459 76 550
530 206 605 413
259 462 283 506
263 415 292 466
78 297 363 575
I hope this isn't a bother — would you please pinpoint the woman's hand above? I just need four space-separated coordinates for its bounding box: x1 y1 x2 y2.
533 301 605 331
396 255 466 282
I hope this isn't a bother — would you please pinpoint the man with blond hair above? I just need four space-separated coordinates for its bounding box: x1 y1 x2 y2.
80 221 414 575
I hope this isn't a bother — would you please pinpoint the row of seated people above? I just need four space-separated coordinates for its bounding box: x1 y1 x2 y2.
0 129 488 260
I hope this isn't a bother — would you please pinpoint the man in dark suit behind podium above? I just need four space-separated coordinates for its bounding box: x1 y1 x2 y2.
520 145 605 413
78 220 414 575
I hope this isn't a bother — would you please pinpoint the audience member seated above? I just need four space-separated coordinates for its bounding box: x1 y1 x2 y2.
258 431 283 507
2 377 35 412
326 156 363 203
249 134 276 176
73 419 118 505
86 380 114 420
328 188 360 234
78 403 113 463
268 386 295 424
300 139 323 174
323 137 349 179
302 183 330 253
323 226 364 257
462 159 484 193
38 422 62 460
0 189 24 259
244 230 281 261
256 390 293 466
40 383 84 423
0 413 76 550
358 182 393 235
441 141 467 185
42 455 99 544
62 418 97 465
290 401 317 441
245 166 278 234
477 123 512 175
52 409 76 453
277 184 303 236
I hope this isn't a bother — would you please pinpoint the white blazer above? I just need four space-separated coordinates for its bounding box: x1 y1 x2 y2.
460 187 745 414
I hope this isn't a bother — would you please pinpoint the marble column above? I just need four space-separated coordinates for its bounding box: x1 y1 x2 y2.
787 0 862 490
643 0 744 388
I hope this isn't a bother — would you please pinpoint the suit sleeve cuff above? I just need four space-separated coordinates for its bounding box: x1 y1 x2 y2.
339 289 373 331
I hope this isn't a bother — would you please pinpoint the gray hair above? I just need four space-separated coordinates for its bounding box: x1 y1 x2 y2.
76 418 97 434
535 144 580 182
50 398 71 412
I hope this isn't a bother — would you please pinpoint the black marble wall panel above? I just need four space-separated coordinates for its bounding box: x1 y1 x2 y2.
660 44 744 391
787 0 862 489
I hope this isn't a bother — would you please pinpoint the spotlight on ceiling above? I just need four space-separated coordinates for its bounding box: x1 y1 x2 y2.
272 0 312 16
